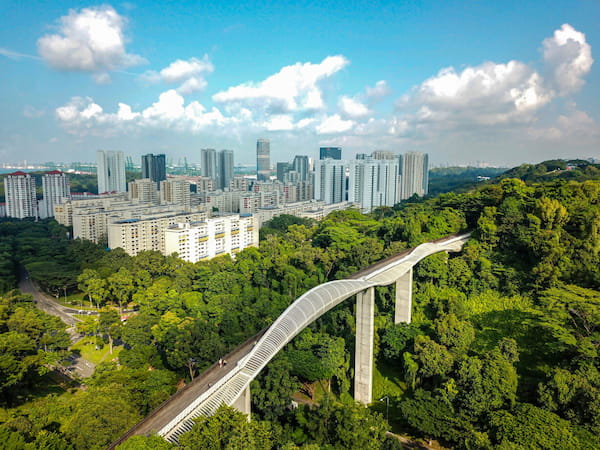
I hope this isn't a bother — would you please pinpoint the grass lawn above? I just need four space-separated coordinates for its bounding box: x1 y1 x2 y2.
71 338 123 365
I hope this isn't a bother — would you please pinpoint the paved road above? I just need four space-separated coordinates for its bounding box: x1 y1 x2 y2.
18 268 96 378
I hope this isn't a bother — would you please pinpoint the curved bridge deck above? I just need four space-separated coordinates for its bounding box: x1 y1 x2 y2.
110 232 470 447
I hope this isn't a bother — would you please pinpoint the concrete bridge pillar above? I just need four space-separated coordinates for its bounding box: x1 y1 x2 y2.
394 268 413 324
354 287 374 404
232 384 251 416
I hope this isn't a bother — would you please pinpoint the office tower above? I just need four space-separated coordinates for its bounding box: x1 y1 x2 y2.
348 159 399 212
257 138 270 181
42 170 70 218
141 154 166 188
399 152 429 200
355 153 368 160
276 162 290 182
292 155 309 181
200 148 218 181
218 150 234 190
319 147 342 160
128 179 159 204
4 171 37 219
97 150 126 193
314 159 348 204
372 150 396 160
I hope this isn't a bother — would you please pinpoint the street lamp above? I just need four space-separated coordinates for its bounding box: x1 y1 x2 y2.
379 396 390 422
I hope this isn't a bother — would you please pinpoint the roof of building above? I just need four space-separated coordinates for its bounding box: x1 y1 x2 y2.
46 170 63 175
9 171 28 176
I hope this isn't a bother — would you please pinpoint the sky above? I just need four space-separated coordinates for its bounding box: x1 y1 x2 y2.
0 0 599 167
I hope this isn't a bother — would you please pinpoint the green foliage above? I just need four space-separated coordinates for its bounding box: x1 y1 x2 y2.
116 434 175 450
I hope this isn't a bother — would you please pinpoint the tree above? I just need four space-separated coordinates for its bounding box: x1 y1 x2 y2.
108 267 135 313
251 355 299 421
413 335 454 380
98 308 122 354
435 313 475 357
77 269 107 308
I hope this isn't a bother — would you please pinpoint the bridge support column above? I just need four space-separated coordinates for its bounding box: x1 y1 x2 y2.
394 268 413 324
232 384 251 417
354 287 374 404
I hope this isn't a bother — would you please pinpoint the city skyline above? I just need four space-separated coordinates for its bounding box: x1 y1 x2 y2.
1 1 599 166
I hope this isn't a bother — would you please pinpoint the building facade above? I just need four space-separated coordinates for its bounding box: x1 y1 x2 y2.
292 155 310 181
314 159 347 204
219 149 234 190
128 179 159 204
348 159 399 212
141 154 166 188
97 150 126 193
4 171 37 219
41 170 70 218
319 147 342 160
257 138 271 181
399 152 429 200
164 214 258 262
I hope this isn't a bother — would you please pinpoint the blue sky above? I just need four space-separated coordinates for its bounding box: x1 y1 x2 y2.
1 0 599 167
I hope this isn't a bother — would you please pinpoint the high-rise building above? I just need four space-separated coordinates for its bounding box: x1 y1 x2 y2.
41 171 70 218
399 152 429 200
128 179 159 204
292 155 310 181
141 154 166 188
160 178 191 210
372 150 396 160
257 139 270 181
218 150 234 190
348 159 399 212
97 150 126 193
319 147 342 160
200 148 218 181
4 171 37 219
314 159 347 204
276 162 291 182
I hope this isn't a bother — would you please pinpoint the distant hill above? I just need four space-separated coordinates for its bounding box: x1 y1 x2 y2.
427 166 508 196
497 159 600 183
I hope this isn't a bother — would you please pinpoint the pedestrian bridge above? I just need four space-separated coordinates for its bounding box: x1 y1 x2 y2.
112 232 470 446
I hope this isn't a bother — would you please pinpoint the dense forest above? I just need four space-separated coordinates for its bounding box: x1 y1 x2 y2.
0 160 598 449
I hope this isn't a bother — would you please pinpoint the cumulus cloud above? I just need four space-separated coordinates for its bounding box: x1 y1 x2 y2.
365 80 391 102
339 96 371 119
140 55 214 94
543 24 593 95
56 90 234 136
37 5 145 77
213 55 349 113
316 114 355 134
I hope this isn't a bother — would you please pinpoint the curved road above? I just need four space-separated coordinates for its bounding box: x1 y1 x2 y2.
18 267 96 378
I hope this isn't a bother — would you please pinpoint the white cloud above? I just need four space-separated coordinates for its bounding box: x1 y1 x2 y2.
141 55 214 94
37 5 145 76
365 80 391 102
316 114 355 134
338 96 371 119
213 55 349 113
543 23 593 95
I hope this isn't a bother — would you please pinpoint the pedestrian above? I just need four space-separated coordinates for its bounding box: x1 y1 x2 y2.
218 358 223 367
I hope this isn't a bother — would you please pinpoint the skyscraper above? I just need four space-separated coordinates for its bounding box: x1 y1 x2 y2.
200 148 218 181
319 147 342 160
41 171 70 218
218 150 234 190
276 162 291 182
141 154 166 188
314 159 347 204
4 171 37 219
399 152 429 200
257 139 270 181
97 150 126 193
292 155 310 181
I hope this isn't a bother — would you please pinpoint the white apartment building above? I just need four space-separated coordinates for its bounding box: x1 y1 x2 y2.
314 159 347 204
164 214 258 263
54 193 128 227
400 152 429 199
348 159 399 212
4 171 37 219
40 171 70 218
97 150 126 193
206 190 241 213
253 200 356 227
108 211 208 256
